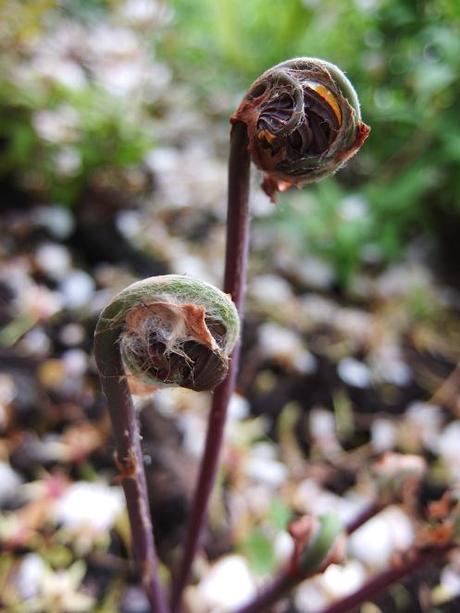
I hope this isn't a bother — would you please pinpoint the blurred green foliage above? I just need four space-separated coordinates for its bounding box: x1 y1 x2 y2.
1 0 460 285
238 499 291 576
0 0 153 205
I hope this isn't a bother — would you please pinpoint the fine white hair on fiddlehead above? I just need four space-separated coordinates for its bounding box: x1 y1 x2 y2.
95 274 240 392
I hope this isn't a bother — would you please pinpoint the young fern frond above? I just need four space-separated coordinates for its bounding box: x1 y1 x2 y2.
175 57 369 613
233 57 370 200
94 275 240 613
96 274 239 391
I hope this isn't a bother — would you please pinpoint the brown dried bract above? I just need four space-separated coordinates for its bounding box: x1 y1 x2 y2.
121 301 229 391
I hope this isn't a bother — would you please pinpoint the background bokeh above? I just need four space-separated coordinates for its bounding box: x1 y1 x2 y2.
2 0 460 285
1 1 460 612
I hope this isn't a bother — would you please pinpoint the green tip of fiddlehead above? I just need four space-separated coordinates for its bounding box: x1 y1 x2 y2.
95 274 240 392
298 514 343 575
232 57 370 201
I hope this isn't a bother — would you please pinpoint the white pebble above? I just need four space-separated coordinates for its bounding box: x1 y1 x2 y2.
0 374 17 407
14 553 46 600
310 409 336 441
54 482 123 531
199 555 256 611
35 243 72 280
245 455 288 488
337 357 372 388
36 206 75 239
274 531 294 565
244 442 288 488
258 323 317 375
228 393 250 422
59 323 85 346
295 581 328 612
348 506 414 568
59 270 95 310
296 256 335 290
405 402 442 450
19 327 51 356
62 349 88 377
437 421 460 479
250 275 293 307
0 461 23 505
438 565 460 601
320 560 366 598
371 418 396 453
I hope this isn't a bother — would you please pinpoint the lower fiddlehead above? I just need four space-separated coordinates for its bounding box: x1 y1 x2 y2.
96 274 239 392
94 275 240 612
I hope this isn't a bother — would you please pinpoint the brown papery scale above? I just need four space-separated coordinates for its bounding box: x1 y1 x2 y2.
122 302 229 392
232 57 370 201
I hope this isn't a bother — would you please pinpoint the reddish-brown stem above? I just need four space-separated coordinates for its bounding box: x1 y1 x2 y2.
94 327 169 613
319 544 452 613
236 568 296 613
171 121 250 612
237 544 452 613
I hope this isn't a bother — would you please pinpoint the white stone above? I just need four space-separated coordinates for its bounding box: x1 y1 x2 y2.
199 555 256 611
310 409 336 441
54 482 124 532
35 243 72 280
59 323 85 346
334 308 373 345
295 581 328 612
320 560 366 598
301 295 337 326
340 195 368 220
293 480 362 525
33 106 79 144
258 323 317 375
0 461 23 505
348 506 414 568
62 349 88 378
438 565 460 601
274 531 295 565
59 270 95 310
14 553 46 600
371 418 396 453
55 147 81 177
245 455 288 488
116 210 142 239
372 344 412 387
23 284 63 320
250 275 293 307
19 327 51 356
178 412 206 458
296 256 335 290
437 421 460 479
405 402 442 450
0 374 17 406
376 264 431 299
244 442 288 488
36 206 75 239
228 394 250 422
337 357 372 388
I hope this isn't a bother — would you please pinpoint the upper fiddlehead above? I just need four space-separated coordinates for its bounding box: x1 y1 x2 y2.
232 57 370 200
